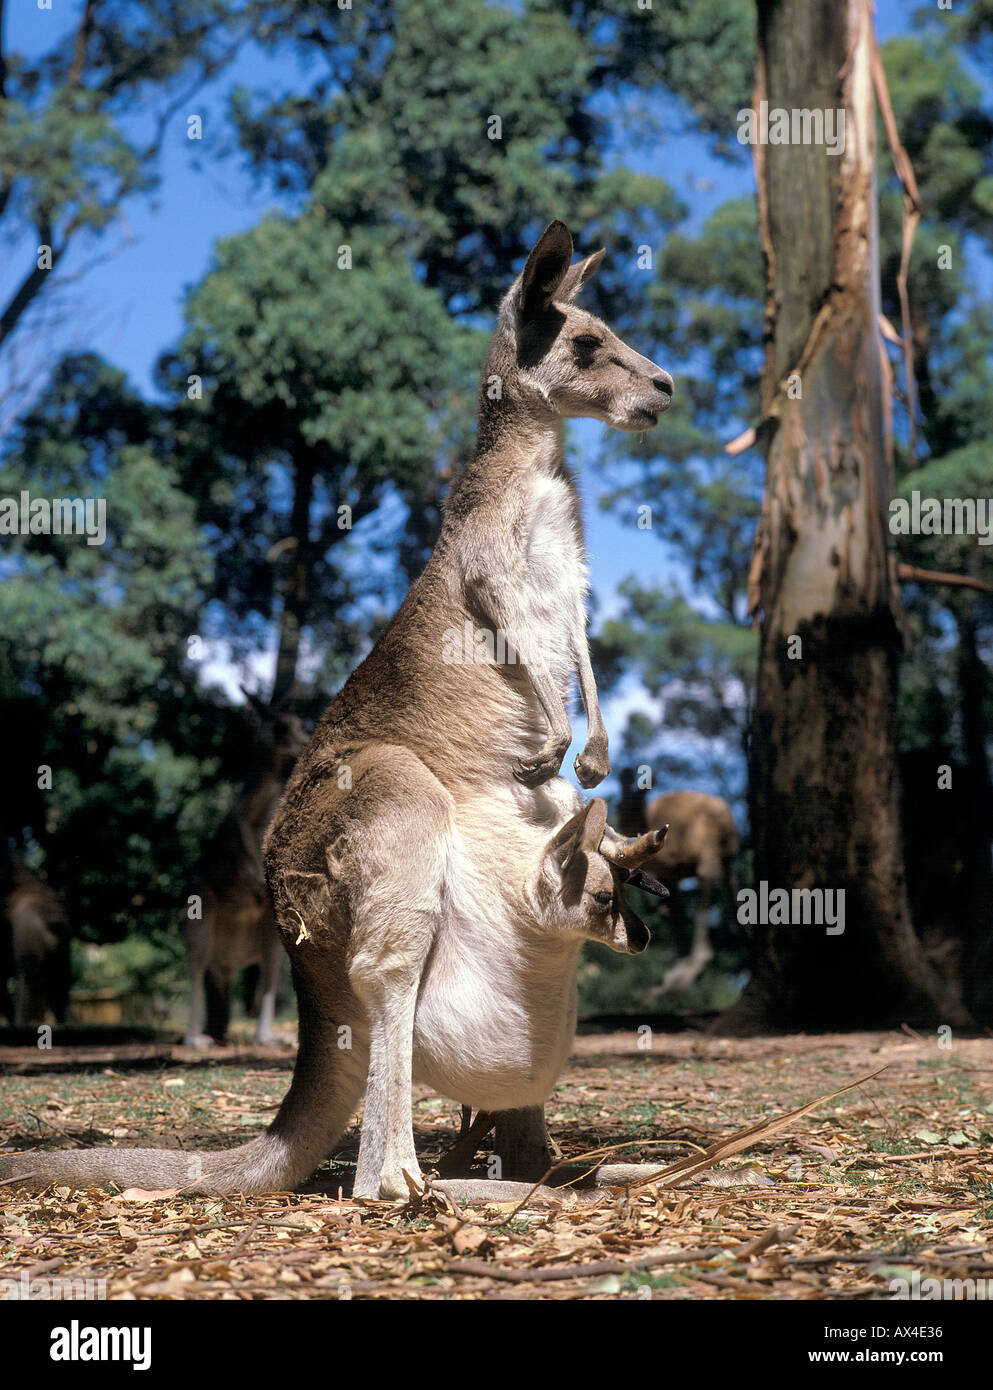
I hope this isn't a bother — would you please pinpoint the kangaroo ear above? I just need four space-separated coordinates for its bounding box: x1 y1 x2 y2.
558 248 605 303
518 220 574 318
546 798 608 873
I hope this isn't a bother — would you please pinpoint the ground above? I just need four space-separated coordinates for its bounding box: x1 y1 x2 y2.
1 1027 991 1300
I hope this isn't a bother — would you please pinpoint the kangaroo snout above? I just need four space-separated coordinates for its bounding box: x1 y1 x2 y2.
652 370 674 406
621 360 673 430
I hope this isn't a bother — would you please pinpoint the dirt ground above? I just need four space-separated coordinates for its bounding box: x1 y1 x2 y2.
1 1027 991 1300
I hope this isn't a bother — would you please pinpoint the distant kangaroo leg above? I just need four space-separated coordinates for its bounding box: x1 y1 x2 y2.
652 878 715 999
185 965 207 1046
255 910 282 1045
204 969 232 1044
185 898 215 1047
14 965 40 1027
12 903 53 1025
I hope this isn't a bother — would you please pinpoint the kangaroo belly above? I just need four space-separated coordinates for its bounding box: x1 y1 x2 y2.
411 971 576 1111
410 822 580 1111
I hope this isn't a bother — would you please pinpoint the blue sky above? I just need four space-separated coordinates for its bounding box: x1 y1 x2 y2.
4 0 988 792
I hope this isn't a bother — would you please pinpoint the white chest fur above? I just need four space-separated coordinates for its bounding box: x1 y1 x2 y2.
518 472 588 700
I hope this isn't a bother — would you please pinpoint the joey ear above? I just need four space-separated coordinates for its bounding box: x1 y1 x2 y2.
546 809 585 873
546 798 608 873
558 248 605 303
518 220 574 318
579 797 608 851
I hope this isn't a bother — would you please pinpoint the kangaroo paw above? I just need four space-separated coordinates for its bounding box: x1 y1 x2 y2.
512 737 570 787
574 742 609 788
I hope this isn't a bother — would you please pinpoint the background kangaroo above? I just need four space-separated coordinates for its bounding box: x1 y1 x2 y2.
184 695 308 1046
0 222 675 1200
618 769 740 998
0 854 72 1027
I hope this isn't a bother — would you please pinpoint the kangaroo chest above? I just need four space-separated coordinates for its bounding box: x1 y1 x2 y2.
517 472 587 696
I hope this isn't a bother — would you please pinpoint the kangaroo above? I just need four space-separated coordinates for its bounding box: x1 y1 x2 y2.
0 858 71 1027
0 798 668 1197
1 223 676 1200
184 694 308 1047
618 771 740 999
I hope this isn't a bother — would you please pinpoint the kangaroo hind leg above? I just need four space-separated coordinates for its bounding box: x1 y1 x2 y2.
337 747 454 1200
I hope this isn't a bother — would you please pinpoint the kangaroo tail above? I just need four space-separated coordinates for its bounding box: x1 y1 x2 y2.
0 1121 324 1195
2 985 365 1195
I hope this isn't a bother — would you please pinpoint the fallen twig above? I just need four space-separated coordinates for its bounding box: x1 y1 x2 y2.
625 1067 891 1192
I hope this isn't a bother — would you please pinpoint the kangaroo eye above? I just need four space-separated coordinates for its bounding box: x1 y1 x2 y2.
573 334 601 349
593 891 613 906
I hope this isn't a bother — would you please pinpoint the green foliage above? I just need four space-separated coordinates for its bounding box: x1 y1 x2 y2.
897 444 993 579
179 216 460 462
0 355 239 942
594 197 764 793
156 211 471 689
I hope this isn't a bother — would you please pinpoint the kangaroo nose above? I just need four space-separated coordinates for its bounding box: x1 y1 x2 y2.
653 371 674 397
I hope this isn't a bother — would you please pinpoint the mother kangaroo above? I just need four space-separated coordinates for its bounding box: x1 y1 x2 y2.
1 223 673 1201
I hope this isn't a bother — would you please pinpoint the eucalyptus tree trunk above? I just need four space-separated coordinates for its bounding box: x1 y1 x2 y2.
722 0 969 1031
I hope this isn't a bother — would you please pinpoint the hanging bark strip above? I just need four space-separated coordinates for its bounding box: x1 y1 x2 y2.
867 7 922 469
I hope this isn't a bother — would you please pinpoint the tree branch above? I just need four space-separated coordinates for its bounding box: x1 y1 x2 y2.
0 221 63 348
68 0 96 90
0 0 7 100
896 562 993 594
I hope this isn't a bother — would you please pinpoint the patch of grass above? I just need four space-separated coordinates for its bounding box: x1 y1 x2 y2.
622 1270 683 1291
